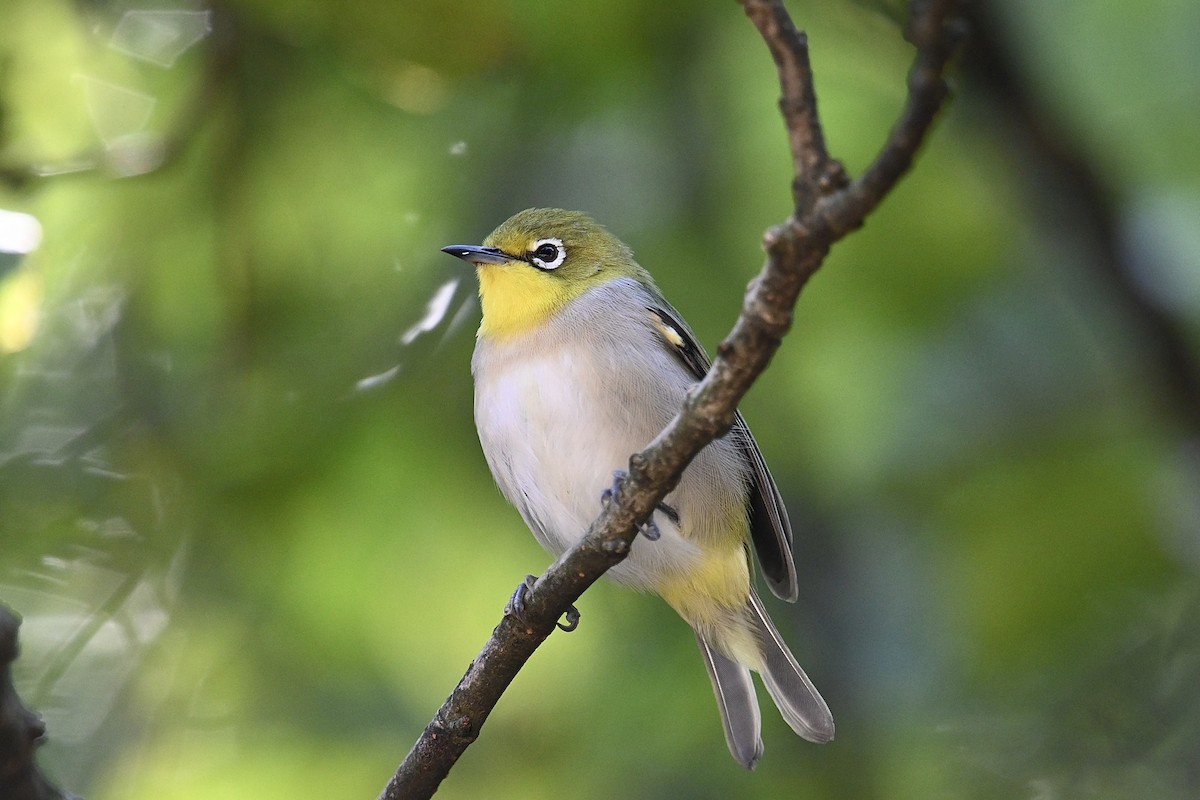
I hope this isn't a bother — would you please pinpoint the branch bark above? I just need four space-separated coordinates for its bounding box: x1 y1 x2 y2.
381 1 963 797
0 606 70 800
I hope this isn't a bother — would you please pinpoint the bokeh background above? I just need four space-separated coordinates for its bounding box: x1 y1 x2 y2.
2 1 1198 798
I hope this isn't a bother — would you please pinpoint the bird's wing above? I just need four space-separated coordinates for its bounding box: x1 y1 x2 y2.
646 304 799 602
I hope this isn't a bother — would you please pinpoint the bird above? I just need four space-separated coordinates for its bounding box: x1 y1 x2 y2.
442 208 833 768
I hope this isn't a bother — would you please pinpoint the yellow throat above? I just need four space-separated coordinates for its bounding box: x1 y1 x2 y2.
460 207 654 340
476 263 578 340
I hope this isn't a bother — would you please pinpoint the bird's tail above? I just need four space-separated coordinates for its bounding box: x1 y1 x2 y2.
747 590 834 744
694 591 833 768
695 634 764 769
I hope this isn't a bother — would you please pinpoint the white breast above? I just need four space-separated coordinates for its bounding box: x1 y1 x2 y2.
471 279 749 591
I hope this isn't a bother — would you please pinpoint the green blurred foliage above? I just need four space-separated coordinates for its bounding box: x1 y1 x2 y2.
1 0 1198 798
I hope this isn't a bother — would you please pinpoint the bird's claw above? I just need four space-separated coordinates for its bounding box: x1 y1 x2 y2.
600 470 620 507
505 574 580 633
601 469 627 508
639 517 662 541
557 604 580 632
601 469 679 541
505 574 538 619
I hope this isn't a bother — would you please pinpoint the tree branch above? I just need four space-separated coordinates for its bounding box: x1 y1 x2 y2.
381 1 963 797
838 0 963 225
0 605 70 800
740 0 845 209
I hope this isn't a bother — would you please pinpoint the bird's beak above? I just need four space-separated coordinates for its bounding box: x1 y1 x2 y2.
441 245 515 266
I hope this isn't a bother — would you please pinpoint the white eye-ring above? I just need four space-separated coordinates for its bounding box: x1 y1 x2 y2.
530 238 566 270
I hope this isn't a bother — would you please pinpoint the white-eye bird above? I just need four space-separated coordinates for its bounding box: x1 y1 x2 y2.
442 208 834 768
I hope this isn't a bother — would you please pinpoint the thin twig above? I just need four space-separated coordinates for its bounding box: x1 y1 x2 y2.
841 0 962 223
740 0 845 209
382 1 963 797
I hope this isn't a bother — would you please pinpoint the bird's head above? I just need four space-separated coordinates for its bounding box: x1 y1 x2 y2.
442 208 651 339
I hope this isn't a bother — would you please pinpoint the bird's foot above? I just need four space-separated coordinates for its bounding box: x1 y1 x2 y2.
599 470 624 507
600 469 680 542
505 574 580 632
638 516 662 541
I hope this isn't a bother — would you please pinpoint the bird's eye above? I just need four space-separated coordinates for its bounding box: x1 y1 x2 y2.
529 238 566 270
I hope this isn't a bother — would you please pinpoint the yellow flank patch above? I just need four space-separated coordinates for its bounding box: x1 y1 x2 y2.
476 263 567 338
658 547 760 667
658 549 748 618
